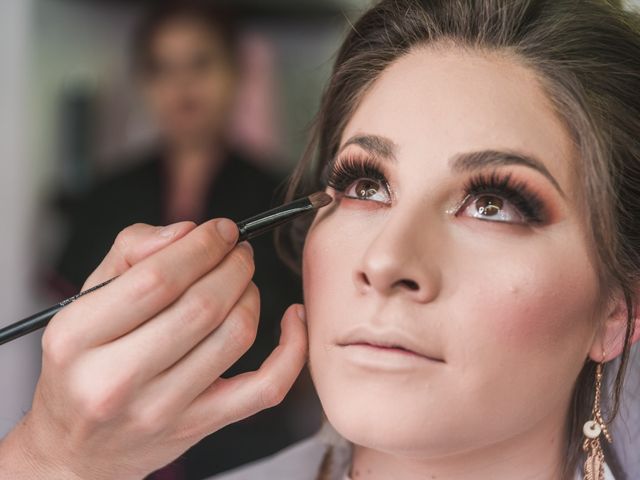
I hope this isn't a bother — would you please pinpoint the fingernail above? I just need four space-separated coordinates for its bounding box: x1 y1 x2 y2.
216 219 238 244
296 305 306 323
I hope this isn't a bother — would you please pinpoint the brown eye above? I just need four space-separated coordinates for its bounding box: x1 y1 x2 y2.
354 180 380 199
459 194 524 223
475 195 503 217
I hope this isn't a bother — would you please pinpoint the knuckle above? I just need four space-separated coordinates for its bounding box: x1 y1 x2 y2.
192 224 228 265
133 404 167 437
41 325 76 367
189 290 216 315
133 266 172 300
74 377 131 424
181 291 222 332
259 380 286 409
113 224 140 253
227 306 258 351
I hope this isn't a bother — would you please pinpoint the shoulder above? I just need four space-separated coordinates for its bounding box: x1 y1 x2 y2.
205 435 327 480
221 152 285 202
59 153 160 214
89 153 160 199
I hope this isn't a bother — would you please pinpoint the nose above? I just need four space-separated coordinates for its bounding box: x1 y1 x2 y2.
354 212 442 303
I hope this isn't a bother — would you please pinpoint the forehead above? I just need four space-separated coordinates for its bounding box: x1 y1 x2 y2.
151 18 223 53
341 46 577 196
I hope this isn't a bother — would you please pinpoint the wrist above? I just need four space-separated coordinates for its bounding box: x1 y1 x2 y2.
0 414 81 480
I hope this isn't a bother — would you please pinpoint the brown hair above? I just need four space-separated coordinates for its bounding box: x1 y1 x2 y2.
131 0 239 75
274 0 640 478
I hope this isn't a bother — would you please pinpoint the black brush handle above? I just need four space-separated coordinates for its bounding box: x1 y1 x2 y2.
0 193 328 347
0 277 116 346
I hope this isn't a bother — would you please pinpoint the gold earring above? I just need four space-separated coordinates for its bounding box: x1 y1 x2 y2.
582 359 612 480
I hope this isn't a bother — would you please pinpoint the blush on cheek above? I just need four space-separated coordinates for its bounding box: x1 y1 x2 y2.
302 209 364 302
459 251 599 365
301 220 339 339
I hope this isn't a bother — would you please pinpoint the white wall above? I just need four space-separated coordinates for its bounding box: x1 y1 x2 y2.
0 0 145 437
30 0 146 186
0 0 40 436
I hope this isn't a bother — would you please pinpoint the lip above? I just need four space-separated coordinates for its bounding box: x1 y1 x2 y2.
336 325 445 365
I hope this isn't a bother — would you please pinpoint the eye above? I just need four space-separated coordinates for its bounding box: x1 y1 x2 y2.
456 171 547 225
344 178 391 203
459 194 525 223
324 155 392 205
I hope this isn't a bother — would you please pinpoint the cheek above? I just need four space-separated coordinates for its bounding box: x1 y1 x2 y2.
301 209 370 367
302 213 351 333
449 235 601 396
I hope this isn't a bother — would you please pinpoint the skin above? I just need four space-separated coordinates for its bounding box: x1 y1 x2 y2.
141 17 239 222
142 17 237 149
0 220 307 479
303 46 640 479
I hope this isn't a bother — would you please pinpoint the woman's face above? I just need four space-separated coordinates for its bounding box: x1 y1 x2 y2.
302 47 604 457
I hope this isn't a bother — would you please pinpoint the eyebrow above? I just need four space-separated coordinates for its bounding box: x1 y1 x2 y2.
339 134 397 161
338 134 564 198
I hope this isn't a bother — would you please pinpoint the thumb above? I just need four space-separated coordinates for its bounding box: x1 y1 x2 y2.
82 221 196 289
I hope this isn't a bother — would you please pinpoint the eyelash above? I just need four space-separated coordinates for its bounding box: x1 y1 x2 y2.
323 155 548 225
461 170 547 224
323 155 390 194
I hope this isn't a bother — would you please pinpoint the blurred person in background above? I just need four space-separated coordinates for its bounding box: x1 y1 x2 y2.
45 1 317 478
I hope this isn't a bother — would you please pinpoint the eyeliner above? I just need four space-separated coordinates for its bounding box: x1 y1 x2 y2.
0 192 332 346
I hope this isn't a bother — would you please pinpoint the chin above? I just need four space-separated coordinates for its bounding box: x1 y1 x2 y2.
311 359 453 456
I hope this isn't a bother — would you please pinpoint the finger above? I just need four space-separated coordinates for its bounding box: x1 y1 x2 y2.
177 304 307 440
130 282 260 420
83 222 196 289
102 246 255 384
55 218 240 347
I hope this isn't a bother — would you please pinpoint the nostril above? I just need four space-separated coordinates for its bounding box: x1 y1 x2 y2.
358 272 371 287
397 279 419 291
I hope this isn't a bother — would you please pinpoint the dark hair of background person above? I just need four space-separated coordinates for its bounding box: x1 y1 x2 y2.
274 0 640 478
131 0 240 76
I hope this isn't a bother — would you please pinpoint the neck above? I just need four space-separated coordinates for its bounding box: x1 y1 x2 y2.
163 140 225 222
349 412 571 480
166 136 222 164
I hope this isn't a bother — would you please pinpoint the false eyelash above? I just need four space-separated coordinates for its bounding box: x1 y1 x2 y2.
323 155 548 224
461 170 548 224
322 154 390 194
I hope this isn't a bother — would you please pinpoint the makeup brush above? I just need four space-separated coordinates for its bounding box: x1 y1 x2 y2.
0 192 332 346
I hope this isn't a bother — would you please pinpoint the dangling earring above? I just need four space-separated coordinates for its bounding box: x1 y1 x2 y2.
582 357 612 480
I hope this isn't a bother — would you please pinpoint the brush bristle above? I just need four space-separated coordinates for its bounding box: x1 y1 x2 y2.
308 191 333 209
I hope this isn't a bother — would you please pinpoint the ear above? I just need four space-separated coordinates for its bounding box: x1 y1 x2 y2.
589 289 640 362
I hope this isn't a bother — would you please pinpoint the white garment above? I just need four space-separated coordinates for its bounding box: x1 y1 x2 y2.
605 343 640 476
342 465 615 479
209 422 617 479
342 464 616 480
343 470 616 480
